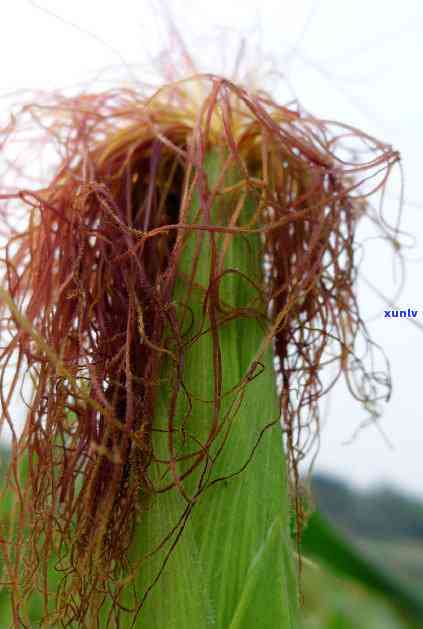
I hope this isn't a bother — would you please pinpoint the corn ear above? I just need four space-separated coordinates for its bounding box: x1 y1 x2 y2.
120 149 300 627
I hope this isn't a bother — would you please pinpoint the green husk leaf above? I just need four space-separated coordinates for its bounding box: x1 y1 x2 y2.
116 148 299 627
228 517 297 629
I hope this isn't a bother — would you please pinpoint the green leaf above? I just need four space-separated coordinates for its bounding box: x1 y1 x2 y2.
171 149 299 627
301 511 423 624
123 483 212 629
123 148 299 627
229 517 297 629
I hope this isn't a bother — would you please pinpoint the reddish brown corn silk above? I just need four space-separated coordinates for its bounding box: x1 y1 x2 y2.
0 75 399 624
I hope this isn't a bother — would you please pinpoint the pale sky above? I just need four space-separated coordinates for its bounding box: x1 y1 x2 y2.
1 0 423 496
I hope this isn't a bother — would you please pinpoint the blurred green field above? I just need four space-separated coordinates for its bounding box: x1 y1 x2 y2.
356 538 423 592
302 563 411 629
301 474 423 629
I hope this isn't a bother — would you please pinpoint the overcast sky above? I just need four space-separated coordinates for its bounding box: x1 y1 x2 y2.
1 0 423 496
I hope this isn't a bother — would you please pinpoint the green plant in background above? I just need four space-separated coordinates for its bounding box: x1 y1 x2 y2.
300 511 423 628
301 562 412 629
0 73 401 627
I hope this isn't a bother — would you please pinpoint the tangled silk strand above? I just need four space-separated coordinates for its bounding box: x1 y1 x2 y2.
0 75 399 624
